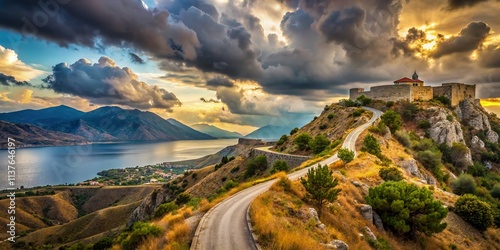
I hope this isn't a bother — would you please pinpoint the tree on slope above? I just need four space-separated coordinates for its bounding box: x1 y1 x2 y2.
301 164 341 216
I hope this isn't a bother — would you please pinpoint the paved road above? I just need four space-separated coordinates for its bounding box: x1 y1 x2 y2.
191 107 383 250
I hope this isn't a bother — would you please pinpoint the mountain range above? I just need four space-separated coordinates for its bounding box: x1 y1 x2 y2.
191 124 243 138
0 105 213 147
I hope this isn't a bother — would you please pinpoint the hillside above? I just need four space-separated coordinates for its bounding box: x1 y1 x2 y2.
249 98 500 250
1 186 158 248
191 123 243 138
0 120 88 148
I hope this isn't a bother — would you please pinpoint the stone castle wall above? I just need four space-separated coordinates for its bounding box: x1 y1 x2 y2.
433 83 476 106
249 148 310 169
411 86 433 101
350 83 475 106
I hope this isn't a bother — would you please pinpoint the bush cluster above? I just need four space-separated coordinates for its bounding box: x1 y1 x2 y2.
455 194 493 231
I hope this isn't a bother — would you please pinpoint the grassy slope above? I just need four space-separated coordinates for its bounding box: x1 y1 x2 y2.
250 127 500 250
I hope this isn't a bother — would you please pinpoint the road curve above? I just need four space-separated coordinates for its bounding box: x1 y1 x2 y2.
191 107 383 250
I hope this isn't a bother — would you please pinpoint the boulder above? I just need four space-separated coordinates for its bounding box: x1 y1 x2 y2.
351 180 370 193
400 159 424 179
384 126 392 140
326 240 349 250
308 207 319 222
317 223 326 231
471 135 485 150
364 226 377 241
373 211 385 232
358 204 373 222
428 107 465 146
486 130 499 143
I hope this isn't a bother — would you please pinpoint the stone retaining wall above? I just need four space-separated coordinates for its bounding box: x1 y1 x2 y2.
249 148 310 169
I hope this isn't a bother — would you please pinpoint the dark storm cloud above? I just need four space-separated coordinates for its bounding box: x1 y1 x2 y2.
447 0 488 9
432 22 490 58
479 46 500 68
206 77 235 88
158 0 220 19
42 56 181 111
0 0 200 60
0 73 32 87
391 27 428 57
129 53 145 64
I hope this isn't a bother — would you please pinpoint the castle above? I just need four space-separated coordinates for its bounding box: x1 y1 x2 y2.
349 71 476 106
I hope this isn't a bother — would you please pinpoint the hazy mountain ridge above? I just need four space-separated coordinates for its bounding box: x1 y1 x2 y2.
0 120 88 149
191 123 243 138
245 125 295 140
0 105 214 147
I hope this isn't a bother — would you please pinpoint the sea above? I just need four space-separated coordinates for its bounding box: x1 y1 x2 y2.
0 139 237 189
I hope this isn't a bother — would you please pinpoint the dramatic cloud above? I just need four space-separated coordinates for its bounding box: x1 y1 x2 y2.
206 77 234 88
129 53 145 64
447 0 488 9
432 22 490 58
42 56 181 111
200 97 220 103
0 45 44 81
0 73 32 87
0 0 201 60
478 45 500 68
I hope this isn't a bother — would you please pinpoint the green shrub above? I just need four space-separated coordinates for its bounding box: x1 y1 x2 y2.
379 167 404 182
417 120 431 129
467 162 487 177
338 148 355 163
352 108 365 117
381 110 402 133
394 130 412 148
319 124 328 130
93 237 113 250
294 133 312 150
368 238 392 250
433 96 451 106
290 127 299 135
415 150 442 170
340 99 358 107
271 160 289 174
451 174 477 195
154 202 178 218
362 134 381 156
455 194 493 231
122 222 162 250
327 113 335 120
309 134 331 154
245 155 268 177
401 102 418 120
356 95 372 106
446 115 454 121
385 101 394 108
175 193 192 206
223 180 238 191
366 181 448 237
277 134 288 145
491 184 500 199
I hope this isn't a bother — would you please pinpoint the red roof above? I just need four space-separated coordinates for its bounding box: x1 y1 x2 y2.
393 77 423 83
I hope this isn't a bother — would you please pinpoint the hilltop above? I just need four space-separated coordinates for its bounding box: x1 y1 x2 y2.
191 123 243 138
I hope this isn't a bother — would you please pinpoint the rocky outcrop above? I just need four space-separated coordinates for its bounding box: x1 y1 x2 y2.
127 186 175 226
400 159 424 179
427 107 465 146
364 226 377 241
455 99 499 143
373 211 385 232
358 204 373 222
471 135 485 150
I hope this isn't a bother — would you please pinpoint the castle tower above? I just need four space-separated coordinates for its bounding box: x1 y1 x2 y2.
412 71 418 80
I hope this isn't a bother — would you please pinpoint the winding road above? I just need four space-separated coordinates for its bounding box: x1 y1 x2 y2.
191 107 383 250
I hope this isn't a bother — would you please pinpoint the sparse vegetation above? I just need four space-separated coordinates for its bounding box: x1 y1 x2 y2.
290 127 299 135
352 108 365 117
338 148 355 163
362 134 381 156
276 134 288 145
433 96 451 106
121 222 162 250
154 202 178 218
271 160 289 174
327 113 335 120
366 181 448 238
245 155 268 177
381 110 402 133
356 95 372 106
294 133 312 151
379 167 403 182
451 174 477 195
455 194 494 231
300 164 340 216
309 134 331 154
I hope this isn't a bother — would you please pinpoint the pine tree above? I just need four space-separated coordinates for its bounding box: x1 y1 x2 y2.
300 164 341 216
